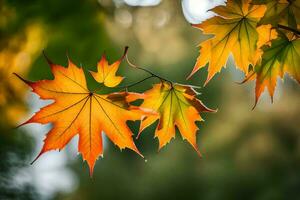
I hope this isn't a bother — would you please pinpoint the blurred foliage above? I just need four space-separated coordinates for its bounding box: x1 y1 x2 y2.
0 0 300 200
0 8 45 124
0 125 38 199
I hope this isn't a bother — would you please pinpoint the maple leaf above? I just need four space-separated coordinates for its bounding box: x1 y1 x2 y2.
240 24 278 83
256 25 278 49
254 24 278 64
14 54 147 176
244 31 300 107
187 0 266 85
137 82 215 155
90 47 128 87
253 0 300 28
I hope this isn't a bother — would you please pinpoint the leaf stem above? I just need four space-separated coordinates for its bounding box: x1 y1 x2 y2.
94 48 176 93
277 24 300 36
116 75 154 89
125 55 174 86
92 85 105 93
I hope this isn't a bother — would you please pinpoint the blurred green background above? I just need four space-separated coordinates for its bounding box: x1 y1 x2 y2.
1 0 300 199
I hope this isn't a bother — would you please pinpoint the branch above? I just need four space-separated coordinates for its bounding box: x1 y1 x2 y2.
92 50 175 93
125 55 173 85
278 24 300 36
116 75 154 90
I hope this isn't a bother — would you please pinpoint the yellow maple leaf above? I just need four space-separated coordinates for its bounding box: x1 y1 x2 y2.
254 0 300 28
90 47 128 87
240 24 278 83
188 0 266 85
254 24 278 64
137 82 215 155
245 32 300 107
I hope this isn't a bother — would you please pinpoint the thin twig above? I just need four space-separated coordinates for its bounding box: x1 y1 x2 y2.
125 55 173 85
278 24 300 36
116 75 154 90
92 85 105 93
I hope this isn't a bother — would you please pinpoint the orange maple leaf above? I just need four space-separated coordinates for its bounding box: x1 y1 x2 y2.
14 53 147 176
187 0 266 85
90 47 127 87
137 82 215 156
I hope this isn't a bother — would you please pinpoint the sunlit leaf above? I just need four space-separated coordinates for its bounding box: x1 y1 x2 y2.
254 24 278 64
253 0 300 28
245 31 300 107
90 47 127 88
188 0 266 84
137 82 215 155
15 55 148 176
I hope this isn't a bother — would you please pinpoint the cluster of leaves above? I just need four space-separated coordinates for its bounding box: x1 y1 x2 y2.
188 0 300 107
15 48 215 175
14 0 300 176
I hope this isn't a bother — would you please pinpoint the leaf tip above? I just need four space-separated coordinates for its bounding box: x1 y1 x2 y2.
89 167 95 178
195 148 202 158
30 149 45 165
136 130 142 139
186 69 197 80
15 119 31 129
252 98 259 110
136 150 144 158
191 23 200 28
235 78 247 85
42 50 54 66
270 95 274 104
123 46 129 58
190 142 202 157
13 73 33 86
186 73 193 80
210 107 218 113
203 79 210 87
